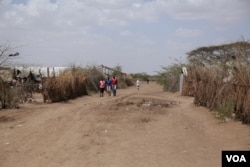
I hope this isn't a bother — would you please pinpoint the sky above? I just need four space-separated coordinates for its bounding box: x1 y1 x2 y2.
0 0 249 74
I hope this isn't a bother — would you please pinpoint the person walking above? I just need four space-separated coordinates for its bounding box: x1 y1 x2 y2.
99 78 106 97
105 76 111 96
136 79 140 90
111 76 118 96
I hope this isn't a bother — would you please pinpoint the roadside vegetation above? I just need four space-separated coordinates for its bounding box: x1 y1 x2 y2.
0 61 134 106
1 40 250 124
157 40 250 124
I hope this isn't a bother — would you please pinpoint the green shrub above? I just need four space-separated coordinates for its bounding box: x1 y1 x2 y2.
215 99 235 120
156 64 185 92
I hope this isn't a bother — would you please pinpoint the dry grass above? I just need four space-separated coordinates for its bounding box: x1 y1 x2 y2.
42 71 87 102
233 65 250 123
182 65 250 124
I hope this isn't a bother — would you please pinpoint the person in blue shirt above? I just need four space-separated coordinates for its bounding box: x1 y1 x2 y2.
105 76 111 96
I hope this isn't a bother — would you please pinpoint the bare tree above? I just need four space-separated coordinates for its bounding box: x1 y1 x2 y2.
0 43 19 67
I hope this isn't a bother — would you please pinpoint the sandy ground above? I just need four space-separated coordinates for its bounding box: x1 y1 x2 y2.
0 82 249 167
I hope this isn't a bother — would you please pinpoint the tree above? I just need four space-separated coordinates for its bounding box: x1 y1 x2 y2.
130 72 149 81
111 65 124 77
187 41 250 67
0 43 19 67
0 43 20 109
156 63 184 92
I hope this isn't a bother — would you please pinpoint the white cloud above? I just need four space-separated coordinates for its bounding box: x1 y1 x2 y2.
157 0 250 23
136 38 155 45
175 28 202 38
120 30 131 36
132 3 141 8
84 0 134 8
0 0 249 74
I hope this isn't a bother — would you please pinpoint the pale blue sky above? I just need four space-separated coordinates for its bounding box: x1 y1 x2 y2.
0 0 249 74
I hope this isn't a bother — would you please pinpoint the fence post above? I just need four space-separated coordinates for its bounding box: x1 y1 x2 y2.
179 73 184 94
47 67 50 78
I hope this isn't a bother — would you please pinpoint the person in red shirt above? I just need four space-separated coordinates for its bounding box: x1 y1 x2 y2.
99 78 106 97
111 76 118 96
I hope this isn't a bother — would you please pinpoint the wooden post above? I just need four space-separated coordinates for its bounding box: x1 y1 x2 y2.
53 67 55 77
47 67 50 78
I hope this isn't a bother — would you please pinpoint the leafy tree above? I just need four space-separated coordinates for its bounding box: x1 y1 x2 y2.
130 72 150 81
187 41 250 67
111 65 123 77
156 63 185 92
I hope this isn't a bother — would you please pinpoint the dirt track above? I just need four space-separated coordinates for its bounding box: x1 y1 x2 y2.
0 82 249 167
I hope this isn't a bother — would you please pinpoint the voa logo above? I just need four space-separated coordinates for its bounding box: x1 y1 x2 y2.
222 151 250 167
226 155 247 163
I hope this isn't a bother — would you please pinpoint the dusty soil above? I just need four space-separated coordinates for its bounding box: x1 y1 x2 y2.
0 82 249 167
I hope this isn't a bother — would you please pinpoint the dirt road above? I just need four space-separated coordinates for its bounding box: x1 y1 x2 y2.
0 82 249 167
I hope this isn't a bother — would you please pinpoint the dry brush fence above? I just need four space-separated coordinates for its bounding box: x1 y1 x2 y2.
233 65 250 123
182 65 250 124
1 65 134 107
42 71 88 103
41 66 134 103
181 41 250 124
